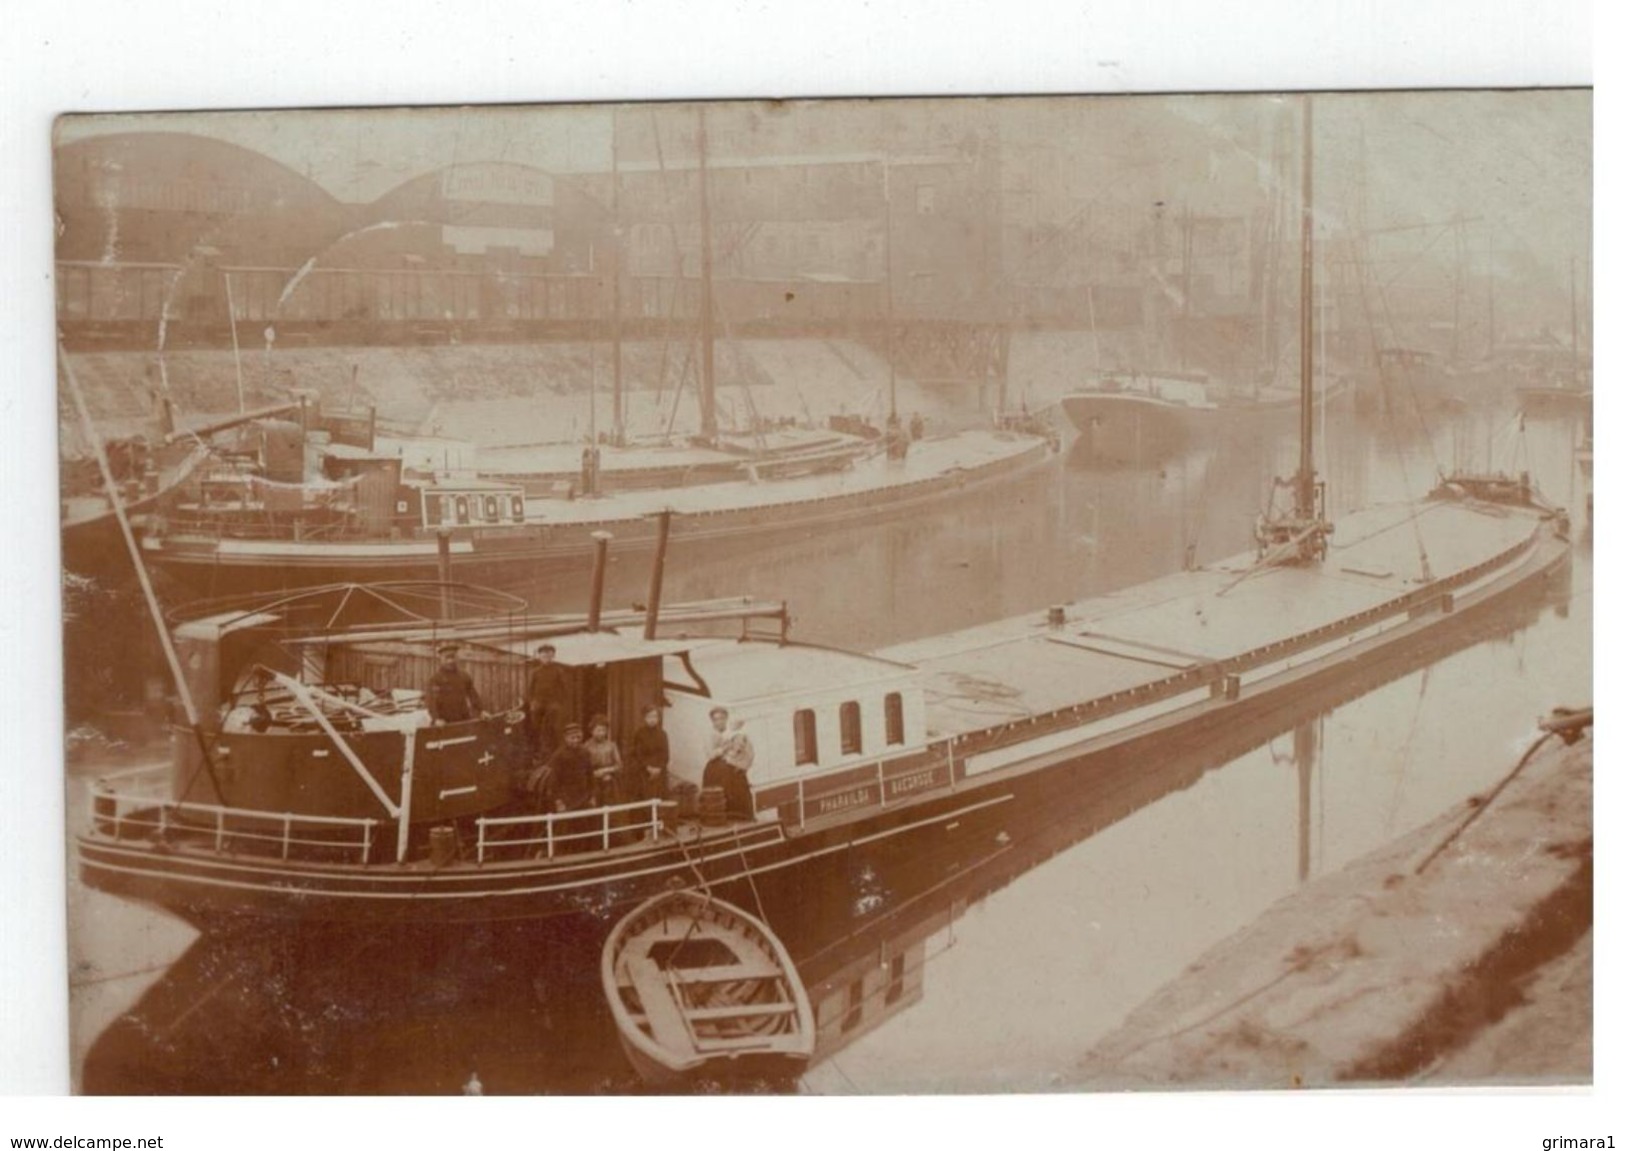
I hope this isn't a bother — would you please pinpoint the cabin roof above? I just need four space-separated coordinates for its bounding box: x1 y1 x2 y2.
320 443 395 462
683 640 914 703
488 630 695 667
173 609 283 639
405 476 525 494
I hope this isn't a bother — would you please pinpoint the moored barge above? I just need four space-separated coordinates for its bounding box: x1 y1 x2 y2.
76 477 1569 927
141 428 1051 596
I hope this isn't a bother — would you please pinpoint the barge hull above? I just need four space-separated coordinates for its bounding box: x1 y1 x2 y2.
77 516 1568 927
144 436 1050 596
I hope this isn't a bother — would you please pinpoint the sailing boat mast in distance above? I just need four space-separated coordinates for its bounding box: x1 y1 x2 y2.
696 105 718 445
1254 93 1332 566
1296 94 1317 522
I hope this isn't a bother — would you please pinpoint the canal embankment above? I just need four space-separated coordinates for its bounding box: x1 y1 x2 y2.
1069 720 1593 1089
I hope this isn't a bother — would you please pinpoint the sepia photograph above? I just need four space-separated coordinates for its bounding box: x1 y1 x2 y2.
51 86 1592 1099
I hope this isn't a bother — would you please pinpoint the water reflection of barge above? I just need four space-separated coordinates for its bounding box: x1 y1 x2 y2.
77 471 1570 929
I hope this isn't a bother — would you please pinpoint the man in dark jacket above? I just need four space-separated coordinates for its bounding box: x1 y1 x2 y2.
625 704 670 802
525 642 569 758
426 644 484 725
540 722 594 813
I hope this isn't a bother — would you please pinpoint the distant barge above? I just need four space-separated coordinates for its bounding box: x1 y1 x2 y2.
1060 371 1346 461
140 429 1051 596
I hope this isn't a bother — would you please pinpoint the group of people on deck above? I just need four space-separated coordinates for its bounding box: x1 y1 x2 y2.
525 706 673 812
525 705 755 822
519 642 755 821
424 640 757 823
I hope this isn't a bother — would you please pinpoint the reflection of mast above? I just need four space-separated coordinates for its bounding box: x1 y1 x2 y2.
697 106 718 444
1293 718 1319 883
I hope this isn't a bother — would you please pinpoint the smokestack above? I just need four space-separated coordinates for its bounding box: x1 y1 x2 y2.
643 510 672 640
588 531 613 631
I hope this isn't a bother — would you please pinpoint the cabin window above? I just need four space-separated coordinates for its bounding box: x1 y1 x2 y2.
455 496 470 524
839 701 862 756
884 692 904 746
482 494 499 521
793 708 818 766
841 977 865 1033
885 952 907 1006
424 496 443 525
509 495 524 521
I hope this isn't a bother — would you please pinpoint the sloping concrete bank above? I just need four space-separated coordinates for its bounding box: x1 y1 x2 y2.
1070 729 1593 1089
61 338 975 450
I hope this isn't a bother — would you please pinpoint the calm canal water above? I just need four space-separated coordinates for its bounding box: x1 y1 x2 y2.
69 399 1592 1093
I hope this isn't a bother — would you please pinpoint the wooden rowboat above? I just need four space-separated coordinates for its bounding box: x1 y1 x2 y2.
601 889 815 1086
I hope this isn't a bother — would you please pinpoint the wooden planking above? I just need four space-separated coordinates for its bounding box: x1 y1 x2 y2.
685 1033 786 1053
625 956 692 1052
671 960 785 983
683 1001 797 1021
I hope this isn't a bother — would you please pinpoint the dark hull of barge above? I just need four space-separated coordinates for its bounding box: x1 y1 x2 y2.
77 515 1570 930
143 437 1050 597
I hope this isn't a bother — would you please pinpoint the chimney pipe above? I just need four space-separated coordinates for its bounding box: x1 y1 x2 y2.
437 529 453 619
643 510 672 640
587 531 613 631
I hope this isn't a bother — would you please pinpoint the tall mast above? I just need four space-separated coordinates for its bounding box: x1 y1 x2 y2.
884 155 897 423
696 106 718 443
60 346 227 803
1296 95 1317 521
610 110 624 445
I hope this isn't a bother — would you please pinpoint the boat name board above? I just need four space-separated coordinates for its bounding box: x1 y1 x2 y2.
756 755 952 827
884 762 951 799
813 785 879 818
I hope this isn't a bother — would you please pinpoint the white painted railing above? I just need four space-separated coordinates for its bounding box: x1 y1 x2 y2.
474 798 672 862
87 768 379 864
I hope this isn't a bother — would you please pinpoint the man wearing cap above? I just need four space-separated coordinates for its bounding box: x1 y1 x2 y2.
525 642 569 758
426 644 485 726
539 721 594 815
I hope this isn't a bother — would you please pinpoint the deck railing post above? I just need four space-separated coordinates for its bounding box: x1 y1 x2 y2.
215 809 225 852
475 819 486 864
396 730 417 865
362 820 373 864
546 816 555 860
282 814 292 860
602 810 611 852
